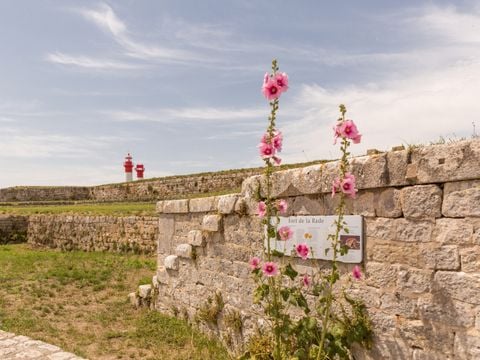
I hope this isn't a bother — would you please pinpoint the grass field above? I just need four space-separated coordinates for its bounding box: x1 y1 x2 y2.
0 244 228 359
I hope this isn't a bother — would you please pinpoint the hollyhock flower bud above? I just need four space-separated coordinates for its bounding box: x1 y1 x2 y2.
249 257 261 270
259 142 275 159
263 72 269 85
272 156 282 165
272 131 283 151
341 172 357 198
278 226 293 241
295 243 309 260
257 201 266 218
276 199 288 214
262 261 279 277
274 72 289 92
352 265 362 280
301 274 311 287
262 77 281 100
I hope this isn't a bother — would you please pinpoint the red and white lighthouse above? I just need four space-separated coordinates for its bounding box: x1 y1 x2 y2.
123 153 134 182
135 163 145 179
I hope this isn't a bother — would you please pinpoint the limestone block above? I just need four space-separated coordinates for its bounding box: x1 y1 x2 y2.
413 349 448 360
241 175 262 198
292 195 324 216
271 168 301 197
353 191 376 216
417 295 475 328
386 149 409 186
162 199 189 213
376 188 403 218
153 200 165 213
128 292 140 308
396 267 433 294
434 271 480 305
157 216 175 254
454 331 480 359
187 230 205 247
400 185 442 219
291 164 324 195
201 214 223 232
234 197 247 215
367 240 424 268
217 194 238 214
412 139 480 184
460 247 480 273
432 218 474 245
175 243 193 258
395 219 433 242
350 154 388 189
364 262 398 289
157 266 169 284
189 197 216 213
380 292 418 318
422 245 460 270
442 180 480 217
164 255 179 270
138 284 152 299
365 217 396 240
152 275 158 289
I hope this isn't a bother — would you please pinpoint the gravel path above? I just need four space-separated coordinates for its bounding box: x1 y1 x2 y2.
0 330 86 359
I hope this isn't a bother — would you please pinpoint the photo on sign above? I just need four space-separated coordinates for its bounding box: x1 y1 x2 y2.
340 235 361 250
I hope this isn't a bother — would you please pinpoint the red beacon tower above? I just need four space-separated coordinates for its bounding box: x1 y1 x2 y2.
135 163 145 180
123 153 134 182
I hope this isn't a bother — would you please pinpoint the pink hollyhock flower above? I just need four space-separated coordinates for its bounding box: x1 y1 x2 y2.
278 226 293 241
339 120 361 143
277 199 288 214
301 274 311 287
262 261 279 277
272 131 283 151
273 156 282 165
341 172 357 198
331 177 341 197
274 72 289 92
333 122 342 144
257 201 266 218
249 257 261 270
259 142 275 159
295 243 309 260
262 77 281 100
352 265 362 280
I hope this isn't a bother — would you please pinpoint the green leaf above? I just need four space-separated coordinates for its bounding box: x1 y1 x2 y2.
271 249 284 258
283 263 298 280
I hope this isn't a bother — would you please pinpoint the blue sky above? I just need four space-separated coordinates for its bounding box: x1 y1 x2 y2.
1 0 479 187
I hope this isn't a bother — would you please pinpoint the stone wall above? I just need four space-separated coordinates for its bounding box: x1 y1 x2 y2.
0 215 28 244
0 186 91 202
27 215 158 254
150 139 480 359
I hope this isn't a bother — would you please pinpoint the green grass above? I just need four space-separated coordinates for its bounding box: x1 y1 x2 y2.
0 202 157 216
0 244 229 360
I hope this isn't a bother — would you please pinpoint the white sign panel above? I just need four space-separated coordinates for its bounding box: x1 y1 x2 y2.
267 215 363 263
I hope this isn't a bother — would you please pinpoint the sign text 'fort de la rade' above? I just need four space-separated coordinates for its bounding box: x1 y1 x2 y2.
268 215 364 264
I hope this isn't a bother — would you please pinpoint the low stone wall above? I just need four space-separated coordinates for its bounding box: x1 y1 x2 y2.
150 139 480 359
0 186 90 202
0 215 28 244
27 215 158 254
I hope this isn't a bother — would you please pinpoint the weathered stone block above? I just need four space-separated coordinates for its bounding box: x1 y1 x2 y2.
187 230 205 247
376 188 402 218
418 295 475 328
157 266 169 284
164 255 179 270
271 168 301 197
400 185 442 219
364 262 398 289
189 197 216 213
353 191 376 216
366 218 396 240
433 218 473 245
454 331 480 359
395 219 433 242
201 214 223 232
386 149 409 186
158 216 175 254
397 267 433 294
443 180 480 217
156 201 164 213
460 247 480 273
434 271 480 305
175 243 193 258
128 292 140 308
350 154 388 189
423 245 460 270
138 284 152 299
291 164 324 195
380 292 418 318
292 195 324 215
162 199 189 213
217 194 238 214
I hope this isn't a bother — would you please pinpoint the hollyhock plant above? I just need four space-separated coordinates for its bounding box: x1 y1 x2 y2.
341 172 357 198
339 119 362 144
249 257 261 270
257 201 266 218
331 177 341 197
295 243 309 260
278 226 293 241
274 72 289 92
272 131 283 151
259 141 276 159
262 77 282 100
262 262 279 277
276 199 288 214
352 265 362 280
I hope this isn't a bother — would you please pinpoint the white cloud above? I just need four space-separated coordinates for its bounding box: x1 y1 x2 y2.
45 52 141 70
